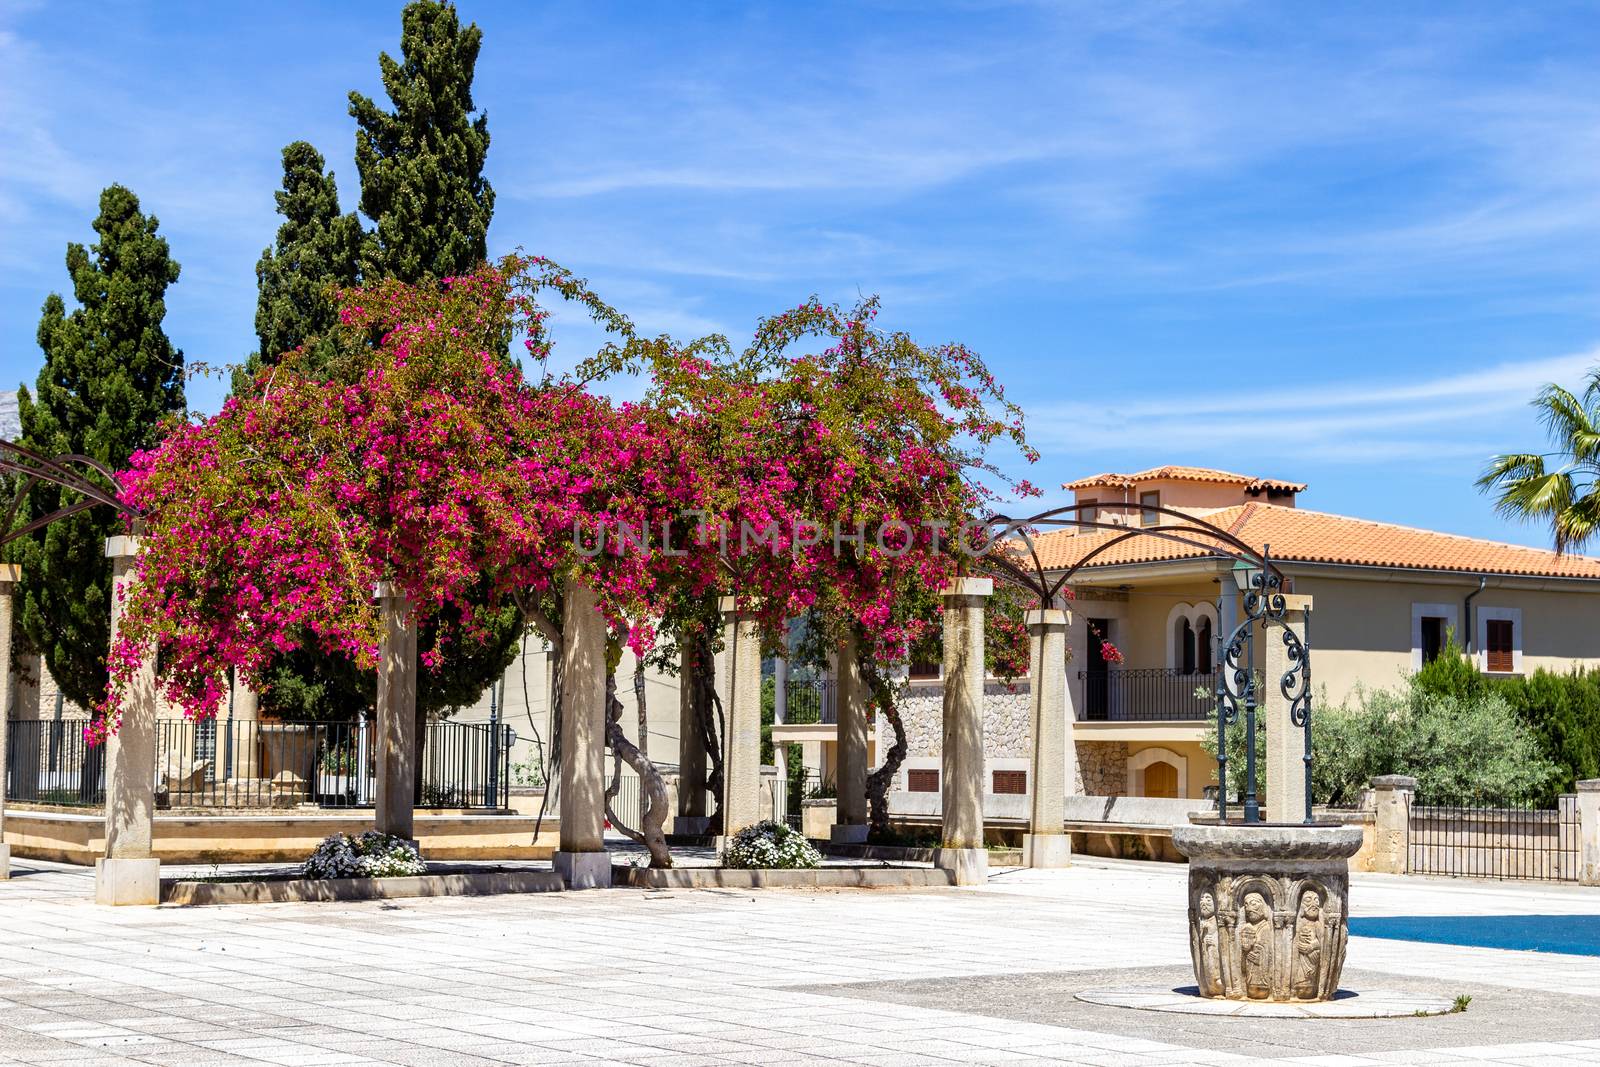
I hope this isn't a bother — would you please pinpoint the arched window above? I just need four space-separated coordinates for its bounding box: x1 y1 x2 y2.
1166 602 1220 674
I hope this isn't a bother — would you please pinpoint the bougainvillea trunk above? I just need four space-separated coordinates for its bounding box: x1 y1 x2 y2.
864 670 909 836
603 670 672 868
686 635 725 834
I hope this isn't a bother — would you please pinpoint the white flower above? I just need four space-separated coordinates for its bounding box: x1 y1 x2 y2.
722 821 821 870
303 831 427 879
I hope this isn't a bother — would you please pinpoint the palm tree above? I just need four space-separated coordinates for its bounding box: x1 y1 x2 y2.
1479 370 1600 554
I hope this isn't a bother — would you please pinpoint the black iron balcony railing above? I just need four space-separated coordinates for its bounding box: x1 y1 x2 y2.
1076 668 1215 722
780 679 837 725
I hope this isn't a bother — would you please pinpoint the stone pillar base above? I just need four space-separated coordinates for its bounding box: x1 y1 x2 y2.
95 857 161 906
1023 833 1072 869
934 847 989 886
829 824 869 845
553 850 612 890
673 816 711 837
0 843 10 880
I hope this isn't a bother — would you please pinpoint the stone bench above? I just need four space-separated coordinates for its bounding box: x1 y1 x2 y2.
1062 796 1214 863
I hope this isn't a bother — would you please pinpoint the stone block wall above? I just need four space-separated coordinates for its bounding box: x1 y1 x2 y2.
895 680 1033 763
893 685 1136 799
1075 741 1128 797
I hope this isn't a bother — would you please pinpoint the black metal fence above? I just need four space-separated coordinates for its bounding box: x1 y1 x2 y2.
4 717 513 811
2 718 102 805
1407 792 1579 882
1077 668 1216 721
782 679 837 724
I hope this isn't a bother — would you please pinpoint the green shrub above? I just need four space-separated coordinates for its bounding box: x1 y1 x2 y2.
1313 681 1558 804
1413 636 1600 800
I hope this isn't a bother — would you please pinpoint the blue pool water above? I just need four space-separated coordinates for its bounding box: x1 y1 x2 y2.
1349 914 1600 957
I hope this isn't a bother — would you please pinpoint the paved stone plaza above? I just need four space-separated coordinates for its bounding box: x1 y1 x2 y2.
3 854 1600 1066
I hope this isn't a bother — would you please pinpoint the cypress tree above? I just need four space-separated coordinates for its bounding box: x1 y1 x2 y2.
241 141 362 382
10 184 185 710
349 0 494 283
250 1 515 735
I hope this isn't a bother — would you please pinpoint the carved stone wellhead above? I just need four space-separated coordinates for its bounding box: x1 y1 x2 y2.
1172 823 1364 1002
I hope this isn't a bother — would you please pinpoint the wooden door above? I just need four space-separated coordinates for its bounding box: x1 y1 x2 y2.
1143 761 1179 798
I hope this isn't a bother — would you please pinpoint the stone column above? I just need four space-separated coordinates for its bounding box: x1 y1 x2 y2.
1578 780 1600 887
1264 594 1312 823
555 578 610 888
1023 608 1071 868
1370 774 1414 875
831 630 869 844
773 652 789 725
229 674 261 781
675 647 709 836
0 564 16 879
372 582 418 842
718 596 763 846
937 577 991 885
96 536 160 905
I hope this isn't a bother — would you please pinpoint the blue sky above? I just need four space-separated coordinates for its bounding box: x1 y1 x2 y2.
3 1 1599 547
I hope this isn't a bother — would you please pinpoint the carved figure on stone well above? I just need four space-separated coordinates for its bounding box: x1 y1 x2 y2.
1290 887 1323 999
1238 890 1273 999
1191 889 1223 996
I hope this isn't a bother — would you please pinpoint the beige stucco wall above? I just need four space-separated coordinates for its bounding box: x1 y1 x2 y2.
1085 580 1222 671
1072 478 1294 526
3 808 558 865
1292 574 1600 707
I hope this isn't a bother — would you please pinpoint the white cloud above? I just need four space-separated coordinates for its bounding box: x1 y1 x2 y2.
1026 347 1600 464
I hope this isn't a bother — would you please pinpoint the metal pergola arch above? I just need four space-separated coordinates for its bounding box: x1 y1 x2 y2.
0 440 140 550
970 499 1312 825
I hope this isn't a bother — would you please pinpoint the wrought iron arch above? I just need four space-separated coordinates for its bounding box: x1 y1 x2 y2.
0 440 140 549
970 500 1312 825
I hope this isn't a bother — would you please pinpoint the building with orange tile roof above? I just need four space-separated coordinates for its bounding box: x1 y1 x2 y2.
818 463 1600 837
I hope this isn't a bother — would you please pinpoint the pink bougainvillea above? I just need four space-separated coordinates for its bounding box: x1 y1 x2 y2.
95 255 1037 743
96 257 705 738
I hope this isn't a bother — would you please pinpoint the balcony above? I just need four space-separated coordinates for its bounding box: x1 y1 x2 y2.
779 679 837 724
1076 668 1215 722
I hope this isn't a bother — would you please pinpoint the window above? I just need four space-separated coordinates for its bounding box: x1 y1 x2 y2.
907 769 939 792
907 657 940 680
1411 603 1459 672
1139 490 1160 526
992 770 1027 795
1196 617 1213 673
1079 498 1098 524
1420 616 1446 665
1486 619 1515 673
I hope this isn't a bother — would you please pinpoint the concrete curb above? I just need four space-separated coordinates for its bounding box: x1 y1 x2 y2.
611 865 955 889
820 842 1024 866
162 868 566 906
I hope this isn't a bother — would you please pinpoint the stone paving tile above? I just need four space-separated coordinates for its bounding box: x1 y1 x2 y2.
5 856 1600 1065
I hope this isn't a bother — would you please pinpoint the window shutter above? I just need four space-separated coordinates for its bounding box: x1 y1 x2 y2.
907 769 939 793
992 770 1027 795
1486 619 1514 672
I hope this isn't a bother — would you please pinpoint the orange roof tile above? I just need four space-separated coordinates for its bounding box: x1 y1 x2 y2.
1024 502 1600 580
1063 466 1306 493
